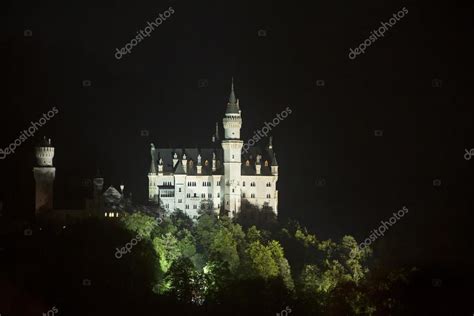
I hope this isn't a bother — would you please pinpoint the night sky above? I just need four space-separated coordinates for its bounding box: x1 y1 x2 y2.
2 0 473 273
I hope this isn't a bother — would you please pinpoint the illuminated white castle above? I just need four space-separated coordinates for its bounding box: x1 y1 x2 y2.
147 80 279 218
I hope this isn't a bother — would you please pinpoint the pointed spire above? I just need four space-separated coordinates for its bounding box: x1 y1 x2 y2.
149 143 157 174
229 77 236 104
271 153 278 166
268 136 273 149
225 77 240 114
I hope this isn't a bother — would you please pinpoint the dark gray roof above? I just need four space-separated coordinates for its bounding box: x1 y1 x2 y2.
241 145 277 175
149 143 277 176
174 159 186 174
152 148 224 175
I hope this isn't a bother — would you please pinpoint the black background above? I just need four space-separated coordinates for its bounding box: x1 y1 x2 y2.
1 0 473 274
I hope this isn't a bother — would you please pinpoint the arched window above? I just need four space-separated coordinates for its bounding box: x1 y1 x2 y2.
246 160 250 166
205 160 209 166
264 160 269 167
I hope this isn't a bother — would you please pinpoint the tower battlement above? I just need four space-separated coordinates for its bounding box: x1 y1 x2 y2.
35 137 55 166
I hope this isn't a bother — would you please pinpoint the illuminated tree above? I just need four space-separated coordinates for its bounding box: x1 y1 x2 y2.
120 212 158 239
209 227 240 273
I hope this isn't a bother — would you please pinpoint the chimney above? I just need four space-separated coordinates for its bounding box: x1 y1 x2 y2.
158 158 163 174
256 155 262 175
212 152 216 172
182 153 187 173
197 154 202 174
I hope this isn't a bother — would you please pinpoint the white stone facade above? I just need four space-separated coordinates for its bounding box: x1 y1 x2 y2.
148 81 279 218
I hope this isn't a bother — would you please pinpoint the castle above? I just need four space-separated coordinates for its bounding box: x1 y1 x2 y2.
32 80 279 220
147 80 279 218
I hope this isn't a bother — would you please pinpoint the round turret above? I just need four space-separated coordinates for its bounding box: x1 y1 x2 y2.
35 137 55 166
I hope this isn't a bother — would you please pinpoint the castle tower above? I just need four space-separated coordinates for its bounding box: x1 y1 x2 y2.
148 143 159 202
221 78 243 217
33 137 55 214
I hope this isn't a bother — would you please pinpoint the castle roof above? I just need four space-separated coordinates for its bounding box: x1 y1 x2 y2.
241 145 277 176
152 148 224 175
149 144 277 176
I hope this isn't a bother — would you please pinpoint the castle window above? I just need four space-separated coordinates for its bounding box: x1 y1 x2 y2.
178 199 182 203
189 160 193 167
193 205 197 209
194 193 197 197
243 181 246 186
251 182 256 187
246 160 250 166
251 193 255 198
208 181 211 186
232 189 234 193
109 212 114 217
266 194 271 198
205 160 209 166
179 188 182 192
201 193 205 198
116 212 119 217
265 160 269 167
186 205 189 209
217 181 221 186
242 193 246 198
217 193 220 198
104 212 108 217
187 193 190 198
208 193 212 198
232 155 235 159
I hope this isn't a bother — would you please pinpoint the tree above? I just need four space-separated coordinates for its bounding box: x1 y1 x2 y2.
164 257 197 303
195 213 221 257
120 212 158 239
152 232 181 273
169 209 193 238
246 225 262 243
268 240 295 291
245 240 279 279
209 227 240 273
234 199 278 231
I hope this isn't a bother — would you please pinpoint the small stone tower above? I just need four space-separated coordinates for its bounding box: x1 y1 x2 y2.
33 137 55 214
